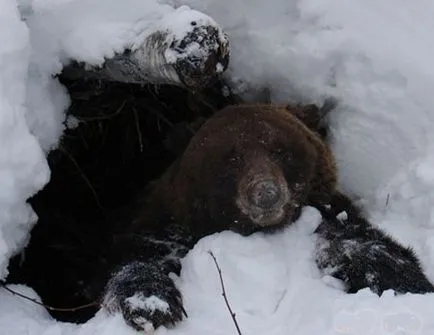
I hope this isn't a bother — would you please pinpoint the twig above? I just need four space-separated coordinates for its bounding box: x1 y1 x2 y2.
146 104 175 129
0 281 98 312
59 146 104 213
208 251 243 335
272 288 287 314
191 93 218 112
75 100 127 121
132 107 144 152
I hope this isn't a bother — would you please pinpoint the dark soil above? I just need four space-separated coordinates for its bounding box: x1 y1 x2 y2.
6 76 239 323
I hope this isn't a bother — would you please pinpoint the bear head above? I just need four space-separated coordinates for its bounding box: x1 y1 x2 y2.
135 103 337 238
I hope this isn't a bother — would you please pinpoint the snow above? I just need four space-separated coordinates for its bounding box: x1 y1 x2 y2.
125 294 170 314
0 0 50 279
3 209 434 335
336 211 348 221
27 0 173 66
1 0 434 334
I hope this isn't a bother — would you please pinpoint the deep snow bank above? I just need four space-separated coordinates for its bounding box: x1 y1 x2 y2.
0 0 49 279
2 208 434 335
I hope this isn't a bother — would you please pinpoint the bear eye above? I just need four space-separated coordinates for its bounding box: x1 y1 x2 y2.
269 145 288 161
229 155 241 164
225 147 242 165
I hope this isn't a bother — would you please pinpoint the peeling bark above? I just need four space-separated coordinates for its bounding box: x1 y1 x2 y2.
61 13 230 91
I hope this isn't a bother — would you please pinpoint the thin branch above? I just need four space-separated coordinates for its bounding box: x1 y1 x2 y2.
191 93 218 113
208 251 243 335
75 100 127 121
272 288 287 314
385 193 390 208
146 104 175 129
0 281 98 312
132 107 144 152
59 146 104 213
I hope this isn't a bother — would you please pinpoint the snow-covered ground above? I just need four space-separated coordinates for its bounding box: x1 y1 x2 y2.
2 0 434 334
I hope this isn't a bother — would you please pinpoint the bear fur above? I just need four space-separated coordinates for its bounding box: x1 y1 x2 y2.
314 192 434 295
99 103 434 332
130 103 337 238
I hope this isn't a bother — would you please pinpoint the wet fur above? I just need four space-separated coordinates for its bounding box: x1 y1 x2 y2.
314 193 434 295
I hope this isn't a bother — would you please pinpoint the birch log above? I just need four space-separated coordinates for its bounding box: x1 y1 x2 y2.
61 9 230 91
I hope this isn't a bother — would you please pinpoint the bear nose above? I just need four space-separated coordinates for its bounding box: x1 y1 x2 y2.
248 180 280 209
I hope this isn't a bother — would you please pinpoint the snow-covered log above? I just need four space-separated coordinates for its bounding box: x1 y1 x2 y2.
61 8 230 90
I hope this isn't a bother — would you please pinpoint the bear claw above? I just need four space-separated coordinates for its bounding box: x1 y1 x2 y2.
103 261 187 331
120 291 186 331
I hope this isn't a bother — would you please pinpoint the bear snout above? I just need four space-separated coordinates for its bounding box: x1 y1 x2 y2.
248 179 281 209
236 171 291 228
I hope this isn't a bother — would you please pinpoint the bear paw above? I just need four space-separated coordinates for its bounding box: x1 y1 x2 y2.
102 261 187 332
120 289 185 331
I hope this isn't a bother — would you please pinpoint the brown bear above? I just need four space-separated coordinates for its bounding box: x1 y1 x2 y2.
131 103 337 238
99 103 434 332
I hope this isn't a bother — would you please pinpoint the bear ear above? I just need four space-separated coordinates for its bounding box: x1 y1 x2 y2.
286 97 338 140
307 144 338 207
286 104 322 131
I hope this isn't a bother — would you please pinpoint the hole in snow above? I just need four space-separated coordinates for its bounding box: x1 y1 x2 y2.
7 76 238 324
